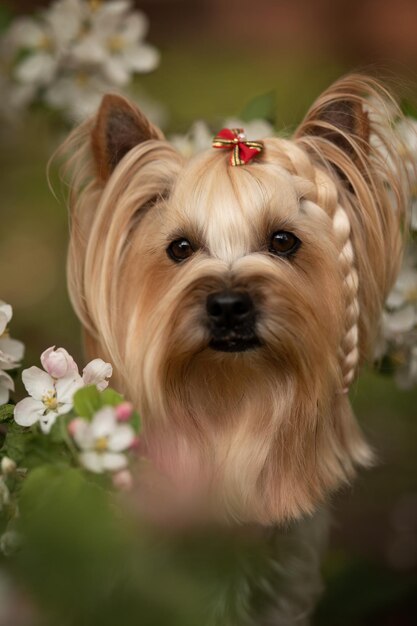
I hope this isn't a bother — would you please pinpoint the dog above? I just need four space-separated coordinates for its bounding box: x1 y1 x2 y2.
57 74 410 624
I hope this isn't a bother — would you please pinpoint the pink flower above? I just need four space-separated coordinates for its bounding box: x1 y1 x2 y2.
115 401 133 422
82 358 113 391
112 469 133 491
41 346 78 378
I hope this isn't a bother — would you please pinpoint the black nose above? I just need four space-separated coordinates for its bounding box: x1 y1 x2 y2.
206 290 254 329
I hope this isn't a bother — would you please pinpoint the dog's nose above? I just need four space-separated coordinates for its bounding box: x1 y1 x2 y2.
206 290 254 329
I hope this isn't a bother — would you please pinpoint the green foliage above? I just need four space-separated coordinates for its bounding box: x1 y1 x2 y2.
73 385 103 419
240 91 276 125
0 6 12 33
100 388 124 406
14 464 269 626
401 98 417 119
0 404 14 423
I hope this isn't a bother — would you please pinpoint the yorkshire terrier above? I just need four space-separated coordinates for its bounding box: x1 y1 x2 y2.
58 74 410 624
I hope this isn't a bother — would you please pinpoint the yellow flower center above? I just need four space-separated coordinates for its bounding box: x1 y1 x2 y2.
89 0 103 11
95 437 108 452
107 35 125 53
38 35 53 51
392 349 407 366
75 71 89 87
42 391 58 411
405 286 417 302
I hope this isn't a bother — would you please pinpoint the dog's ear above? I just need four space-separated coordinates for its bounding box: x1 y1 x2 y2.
91 93 164 181
295 78 371 170
299 100 369 160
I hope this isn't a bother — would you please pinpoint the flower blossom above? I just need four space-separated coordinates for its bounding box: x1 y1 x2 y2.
70 406 135 473
0 301 24 405
14 346 112 434
0 0 160 122
376 250 417 387
170 118 274 159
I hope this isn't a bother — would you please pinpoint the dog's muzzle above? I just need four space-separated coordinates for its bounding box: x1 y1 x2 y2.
206 290 261 352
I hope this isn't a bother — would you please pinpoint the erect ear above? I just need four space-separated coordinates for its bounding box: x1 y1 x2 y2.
295 82 370 166
91 93 164 181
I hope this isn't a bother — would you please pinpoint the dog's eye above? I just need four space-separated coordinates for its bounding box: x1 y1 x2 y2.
269 231 301 257
167 238 194 262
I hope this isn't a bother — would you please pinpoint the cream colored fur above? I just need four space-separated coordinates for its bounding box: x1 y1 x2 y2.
56 74 411 525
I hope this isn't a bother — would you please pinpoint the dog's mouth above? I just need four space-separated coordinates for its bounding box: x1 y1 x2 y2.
209 332 261 353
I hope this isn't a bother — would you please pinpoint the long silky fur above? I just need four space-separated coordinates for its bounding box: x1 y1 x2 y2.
56 74 411 526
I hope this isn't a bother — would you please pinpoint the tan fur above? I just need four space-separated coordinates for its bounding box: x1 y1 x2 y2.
55 74 411 525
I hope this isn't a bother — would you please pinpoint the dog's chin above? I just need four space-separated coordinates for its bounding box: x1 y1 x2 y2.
209 334 262 353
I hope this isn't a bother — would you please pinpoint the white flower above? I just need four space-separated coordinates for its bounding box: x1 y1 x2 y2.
386 265 417 310
71 406 135 473
0 301 24 405
170 118 274 159
0 301 24 371
71 3 159 87
170 121 213 158
14 365 84 434
44 72 110 122
82 358 112 391
395 346 417 389
0 478 10 512
0 530 21 556
0 371 14 406
13 345 112 433
0 0 161 123
382 306 417 340
0 457 16 476
223 117 274 141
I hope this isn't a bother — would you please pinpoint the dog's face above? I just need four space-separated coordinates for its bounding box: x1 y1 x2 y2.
124 150 343 414
65 77 407 523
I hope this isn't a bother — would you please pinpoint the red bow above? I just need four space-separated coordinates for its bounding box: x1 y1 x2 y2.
212 128 263 166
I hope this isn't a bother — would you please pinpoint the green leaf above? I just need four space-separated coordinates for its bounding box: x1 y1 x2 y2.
0 404 14 423
401 98 417 119
131 411 142 434
240 91 276 124
1 422 31 464
101 388 124 407
73 385 102 419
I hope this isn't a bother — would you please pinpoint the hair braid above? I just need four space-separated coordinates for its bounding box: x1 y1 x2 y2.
269 139 359 392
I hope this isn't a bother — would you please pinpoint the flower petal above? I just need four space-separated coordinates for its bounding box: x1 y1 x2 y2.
82 358 112 391
40 412 58 434
41 346 78 378
0 385 10 405
22 367 54 400
55 372 84 404
101 452 127 472
108 424 135 452
120 12 148 42
384 305 416 337
0 369 14 392
0 370 14 404
102 56 131 86
0 337 25 369
0 301 12 334
91 407 117 438
15 52 57 85
14 397 44 428
72 419 95 451
6 17 46 49
126 43 160 73
79 451 104 473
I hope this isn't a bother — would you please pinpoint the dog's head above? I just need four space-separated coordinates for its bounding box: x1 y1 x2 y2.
60 75 409 523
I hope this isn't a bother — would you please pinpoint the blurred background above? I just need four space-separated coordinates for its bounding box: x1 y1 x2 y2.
0 1 416 624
